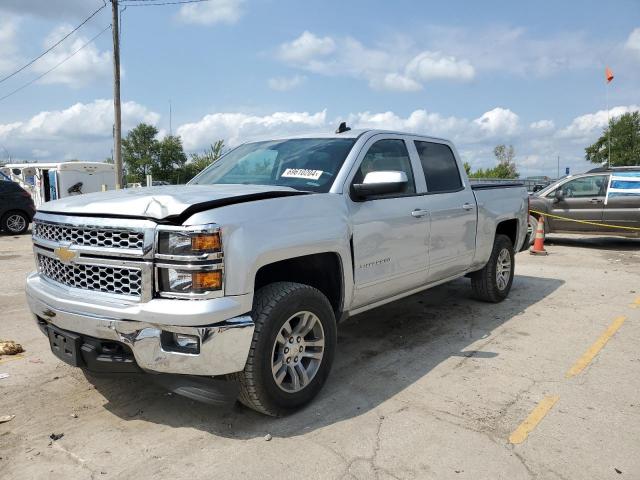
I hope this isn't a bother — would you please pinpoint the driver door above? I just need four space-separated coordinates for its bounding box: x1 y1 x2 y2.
347 136 430 309
549 175 608 232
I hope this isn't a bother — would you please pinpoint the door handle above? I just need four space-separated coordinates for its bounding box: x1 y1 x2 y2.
411 209 429 218
589 198 603 204
462 202 474 211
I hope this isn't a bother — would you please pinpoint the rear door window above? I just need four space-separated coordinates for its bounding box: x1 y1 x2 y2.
414 141 463 193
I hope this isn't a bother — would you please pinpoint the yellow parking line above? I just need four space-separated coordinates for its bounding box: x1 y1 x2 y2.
566 316 626 379
0 354 24 365
629 297 640 309
509 395 560 444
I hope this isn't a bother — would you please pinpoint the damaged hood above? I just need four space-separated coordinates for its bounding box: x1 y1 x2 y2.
38 184 309 222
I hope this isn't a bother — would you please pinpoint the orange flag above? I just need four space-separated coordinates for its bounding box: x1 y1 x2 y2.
605 67 614 83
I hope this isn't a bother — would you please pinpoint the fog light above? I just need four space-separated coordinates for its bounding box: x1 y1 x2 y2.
175 333 199 350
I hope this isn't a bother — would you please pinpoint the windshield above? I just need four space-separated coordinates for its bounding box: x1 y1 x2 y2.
189 138 357 193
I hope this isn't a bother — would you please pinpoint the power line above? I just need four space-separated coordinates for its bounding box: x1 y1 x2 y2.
0 4 107 85
121 0 212 6
0 25 112 103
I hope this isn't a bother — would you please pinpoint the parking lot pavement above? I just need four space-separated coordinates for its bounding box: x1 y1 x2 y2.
1 232 639 480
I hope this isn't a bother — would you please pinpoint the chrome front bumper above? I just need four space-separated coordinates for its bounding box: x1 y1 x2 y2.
26 273 255 376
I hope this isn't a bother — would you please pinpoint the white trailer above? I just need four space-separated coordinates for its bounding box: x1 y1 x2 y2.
0 162 115 207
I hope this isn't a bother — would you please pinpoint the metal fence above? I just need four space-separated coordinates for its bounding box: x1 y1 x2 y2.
469 178 555 192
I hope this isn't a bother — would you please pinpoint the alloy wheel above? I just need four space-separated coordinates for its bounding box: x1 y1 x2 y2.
496 248 512 290
6 214 26 233
271 311 325 393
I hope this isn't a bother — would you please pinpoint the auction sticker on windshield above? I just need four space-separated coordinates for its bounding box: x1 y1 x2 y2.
281 168 323 180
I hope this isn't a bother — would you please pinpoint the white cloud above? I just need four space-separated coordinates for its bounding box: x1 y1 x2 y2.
4 100 636 177
625 27 640 55
30 25 111 87
276 32 475 92
0 99 160 160
267 75 306 91
372 73 422 92
473 108 520 136
177 0 244 26
558 105 640 140
177 110 327 149
0 17 20 76
405 51 475 81
530 120 555 131
423 25 605 77
348 110 467 139
277 31 336 66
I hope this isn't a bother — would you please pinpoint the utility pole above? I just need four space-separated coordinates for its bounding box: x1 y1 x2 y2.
111 0 123 189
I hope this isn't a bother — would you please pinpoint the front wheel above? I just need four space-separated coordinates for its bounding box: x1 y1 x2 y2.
470 234 515 303
231 282 337 416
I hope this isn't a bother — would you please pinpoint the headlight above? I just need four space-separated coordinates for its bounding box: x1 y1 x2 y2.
155 224 224 299
158 268 223 294
157 231 221 256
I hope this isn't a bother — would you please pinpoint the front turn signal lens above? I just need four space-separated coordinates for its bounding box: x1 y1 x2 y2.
191 233 221 252
193 270 222 292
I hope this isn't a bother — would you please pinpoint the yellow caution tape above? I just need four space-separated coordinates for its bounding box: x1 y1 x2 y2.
529 209 640 232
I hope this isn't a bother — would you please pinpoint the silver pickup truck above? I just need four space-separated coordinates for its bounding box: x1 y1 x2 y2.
25 128 528 415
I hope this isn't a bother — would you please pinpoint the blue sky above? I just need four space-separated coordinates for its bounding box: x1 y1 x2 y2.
0 0 639 176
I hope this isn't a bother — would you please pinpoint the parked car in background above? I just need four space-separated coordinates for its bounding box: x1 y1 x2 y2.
0 180 36 234
528 166 640 239
26 128 529 415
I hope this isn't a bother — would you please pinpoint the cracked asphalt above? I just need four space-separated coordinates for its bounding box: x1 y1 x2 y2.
1 232 639 479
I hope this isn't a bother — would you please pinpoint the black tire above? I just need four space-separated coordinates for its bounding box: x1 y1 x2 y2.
230 282 337 416
1 211 29 235
470 234 515 303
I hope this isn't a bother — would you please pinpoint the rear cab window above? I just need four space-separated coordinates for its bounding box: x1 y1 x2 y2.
414 141 463 193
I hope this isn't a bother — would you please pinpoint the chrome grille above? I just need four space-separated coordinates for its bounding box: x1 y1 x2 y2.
37 254 142 297
33 221 144 250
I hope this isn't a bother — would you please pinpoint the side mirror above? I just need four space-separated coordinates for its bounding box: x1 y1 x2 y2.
352 171 408 199
553 189 564 202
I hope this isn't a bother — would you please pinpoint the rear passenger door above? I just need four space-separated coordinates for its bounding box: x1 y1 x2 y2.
412 140 477 282
603 172 640 231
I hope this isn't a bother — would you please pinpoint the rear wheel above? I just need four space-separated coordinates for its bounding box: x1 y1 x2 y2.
231 282 337 416
470 234 515 303
2 211 29 234
527 215 538 246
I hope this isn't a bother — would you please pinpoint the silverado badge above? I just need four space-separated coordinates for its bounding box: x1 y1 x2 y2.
54 245 78 265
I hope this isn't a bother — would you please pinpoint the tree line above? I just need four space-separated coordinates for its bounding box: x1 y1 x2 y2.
110 123 225 185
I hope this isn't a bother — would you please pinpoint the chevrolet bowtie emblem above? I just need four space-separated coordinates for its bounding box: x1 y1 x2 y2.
54 245 78 264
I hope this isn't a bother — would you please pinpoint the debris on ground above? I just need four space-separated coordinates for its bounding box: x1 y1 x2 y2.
615 468 622 474
70 413 78 418
0 373 9 380
264 433 272 441
0 340 24 356
49 433 64 441
0 415 15 424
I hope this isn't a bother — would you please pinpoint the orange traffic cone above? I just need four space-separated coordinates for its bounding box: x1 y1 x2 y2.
529 215 548 255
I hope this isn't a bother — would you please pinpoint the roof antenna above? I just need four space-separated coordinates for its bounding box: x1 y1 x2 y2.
335 122 351 134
